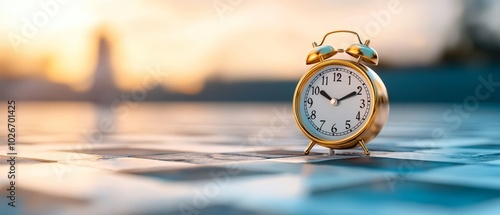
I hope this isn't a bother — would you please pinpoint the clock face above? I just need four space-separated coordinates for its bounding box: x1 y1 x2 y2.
299 65 372 141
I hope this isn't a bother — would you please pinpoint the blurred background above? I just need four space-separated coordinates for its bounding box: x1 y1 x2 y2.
0 0 500 103
2 2 500 214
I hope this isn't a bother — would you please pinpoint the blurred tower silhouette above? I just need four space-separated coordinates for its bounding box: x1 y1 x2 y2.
88 34 120 105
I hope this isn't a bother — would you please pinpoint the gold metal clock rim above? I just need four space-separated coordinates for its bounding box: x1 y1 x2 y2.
293 59 389 149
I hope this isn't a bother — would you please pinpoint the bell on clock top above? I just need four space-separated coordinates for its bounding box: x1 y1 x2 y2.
306 30 379 65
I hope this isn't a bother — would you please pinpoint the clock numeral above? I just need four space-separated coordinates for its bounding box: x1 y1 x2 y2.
356 111 360 121
331 123 337 133
333 72 342 82
319 120 326 130
312 86 320 95
310 110 316 119
345 120 351 129
357 86 362 95
348 76 351 85
360 99 365 108
307 98 313 108
322 76 328 85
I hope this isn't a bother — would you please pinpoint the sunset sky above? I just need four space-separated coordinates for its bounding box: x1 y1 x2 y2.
0 0 465 93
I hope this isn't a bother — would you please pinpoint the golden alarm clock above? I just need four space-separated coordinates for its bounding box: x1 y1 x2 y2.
293 30 389 155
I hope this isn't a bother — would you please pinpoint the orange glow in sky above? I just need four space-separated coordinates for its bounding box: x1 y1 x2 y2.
0 0 462 94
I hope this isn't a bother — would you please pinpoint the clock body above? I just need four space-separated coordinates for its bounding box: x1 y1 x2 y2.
293 59 389 149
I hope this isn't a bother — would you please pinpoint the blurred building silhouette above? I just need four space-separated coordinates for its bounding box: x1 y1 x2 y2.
463 0 500 54
442 0 500 63
0 71 79 101
1 3 500 104
88 35 120 104
0 34 120 103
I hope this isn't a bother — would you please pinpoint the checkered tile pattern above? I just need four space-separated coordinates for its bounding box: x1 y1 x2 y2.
1 102 500 215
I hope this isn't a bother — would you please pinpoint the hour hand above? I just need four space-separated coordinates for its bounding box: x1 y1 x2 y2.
320 90 338 106
320 90 332 100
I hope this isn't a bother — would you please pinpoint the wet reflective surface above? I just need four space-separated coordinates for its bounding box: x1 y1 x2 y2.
1 102 500 215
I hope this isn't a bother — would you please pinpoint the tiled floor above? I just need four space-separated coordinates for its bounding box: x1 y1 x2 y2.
1 102 500 215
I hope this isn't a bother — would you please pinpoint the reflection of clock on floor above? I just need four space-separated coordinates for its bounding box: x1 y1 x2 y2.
293 30 390 156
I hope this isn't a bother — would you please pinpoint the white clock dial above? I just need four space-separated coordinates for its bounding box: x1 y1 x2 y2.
300 65 372 141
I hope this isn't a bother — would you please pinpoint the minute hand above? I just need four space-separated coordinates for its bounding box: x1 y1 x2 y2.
337 91 357 102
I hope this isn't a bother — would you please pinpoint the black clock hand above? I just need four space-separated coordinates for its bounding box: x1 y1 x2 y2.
319 90 333 101
337 91 357 102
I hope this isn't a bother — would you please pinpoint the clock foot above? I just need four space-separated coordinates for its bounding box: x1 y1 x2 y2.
359 139 370 156
329 148 335 155
304 141 316 155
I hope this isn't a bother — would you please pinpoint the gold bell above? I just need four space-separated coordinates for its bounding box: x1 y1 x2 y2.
306 42 337 65
346 39 379 65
